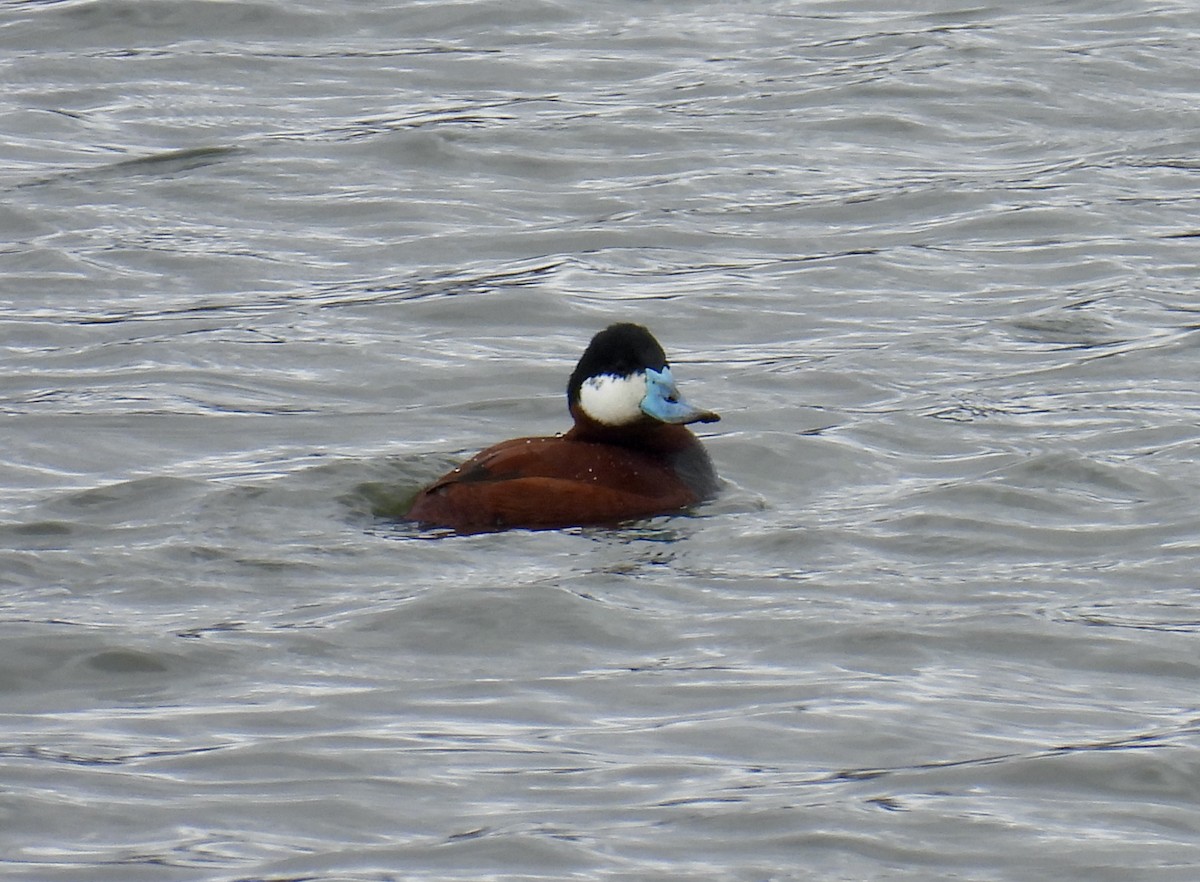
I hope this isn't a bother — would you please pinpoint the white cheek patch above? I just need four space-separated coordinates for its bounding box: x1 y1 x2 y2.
578 372 647 426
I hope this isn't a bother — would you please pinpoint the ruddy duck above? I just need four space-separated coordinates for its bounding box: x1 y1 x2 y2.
407 323 720 533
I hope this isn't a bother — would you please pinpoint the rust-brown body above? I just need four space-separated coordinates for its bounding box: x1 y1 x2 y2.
408 417 715 533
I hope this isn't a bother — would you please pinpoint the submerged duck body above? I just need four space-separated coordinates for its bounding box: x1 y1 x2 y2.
407 323 720 533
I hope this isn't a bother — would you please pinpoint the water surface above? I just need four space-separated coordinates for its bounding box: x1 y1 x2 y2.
3 2 1200 880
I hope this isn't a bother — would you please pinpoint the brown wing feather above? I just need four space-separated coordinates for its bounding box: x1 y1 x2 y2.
408 436 698 532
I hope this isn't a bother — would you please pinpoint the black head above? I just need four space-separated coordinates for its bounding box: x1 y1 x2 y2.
565 323 719 428
567 323 668 405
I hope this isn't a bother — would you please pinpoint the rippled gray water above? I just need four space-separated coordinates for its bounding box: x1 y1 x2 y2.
4 2 1200 879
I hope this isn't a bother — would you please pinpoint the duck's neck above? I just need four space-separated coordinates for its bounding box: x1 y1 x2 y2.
564 407 699 454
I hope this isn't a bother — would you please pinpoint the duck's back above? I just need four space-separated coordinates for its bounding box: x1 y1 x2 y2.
407 434 711 532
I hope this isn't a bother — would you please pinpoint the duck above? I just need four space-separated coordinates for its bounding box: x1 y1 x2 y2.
407 323 720 533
